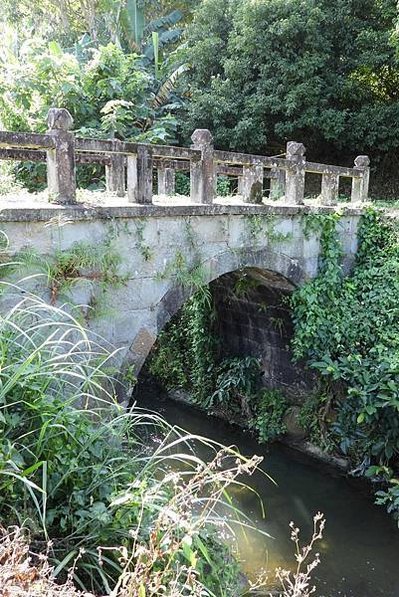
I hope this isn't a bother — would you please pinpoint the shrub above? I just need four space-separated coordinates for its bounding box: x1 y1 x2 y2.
183 0 399 176
209 356 261 412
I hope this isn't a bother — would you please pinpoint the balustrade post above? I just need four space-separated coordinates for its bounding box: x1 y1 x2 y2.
270 168 286 200
285 141 306 205
351 155 370 203
127 145 153 204
239 162 264 203
106 139 125 197
46 108 76 204
158 162 176 196
320 172 339 206
190 129 214 204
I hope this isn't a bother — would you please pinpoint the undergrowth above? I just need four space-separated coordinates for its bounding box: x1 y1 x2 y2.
1 513 326 597
2 236 127 317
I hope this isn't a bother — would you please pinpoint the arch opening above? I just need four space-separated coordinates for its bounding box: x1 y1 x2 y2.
210 267 312 398
134 263 314 407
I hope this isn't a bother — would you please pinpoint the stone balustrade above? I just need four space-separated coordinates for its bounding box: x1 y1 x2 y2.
0 108 370 206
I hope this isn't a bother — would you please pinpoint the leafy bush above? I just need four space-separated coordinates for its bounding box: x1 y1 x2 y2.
208 356 261 412
216 175 233 197
0 162 23 195
0 40 180 190
298 392 335 453
0 35 179 138
173 174 234 197
175 171 191 195
251 389 287 444
183 0 399 190
150 288 217 403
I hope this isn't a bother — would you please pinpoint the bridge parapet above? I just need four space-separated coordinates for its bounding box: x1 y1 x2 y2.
0 108 370 207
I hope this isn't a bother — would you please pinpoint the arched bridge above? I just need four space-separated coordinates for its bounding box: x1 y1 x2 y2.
0 109 366 391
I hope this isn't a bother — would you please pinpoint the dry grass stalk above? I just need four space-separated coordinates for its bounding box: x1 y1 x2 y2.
0 526 91 597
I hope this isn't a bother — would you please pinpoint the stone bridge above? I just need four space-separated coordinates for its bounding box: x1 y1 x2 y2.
0 109 367 395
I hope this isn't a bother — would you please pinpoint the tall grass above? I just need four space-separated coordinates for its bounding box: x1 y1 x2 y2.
0 277 268 595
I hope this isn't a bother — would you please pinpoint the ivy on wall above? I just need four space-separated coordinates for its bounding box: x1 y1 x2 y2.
292 208 399 520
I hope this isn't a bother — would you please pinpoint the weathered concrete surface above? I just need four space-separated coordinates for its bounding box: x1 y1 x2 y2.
0 203 361 381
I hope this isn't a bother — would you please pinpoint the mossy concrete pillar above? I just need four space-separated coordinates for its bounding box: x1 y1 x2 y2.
46 108 76 204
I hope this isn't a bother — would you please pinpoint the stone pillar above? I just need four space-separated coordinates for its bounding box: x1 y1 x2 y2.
285 141 306 205
351 155 370 203
127 145 153 204
239 163 264 203
158 162 176 196
46 108 76 204
320 172 339 206
106 139 125 197
190 129 214 204
270 168 286 200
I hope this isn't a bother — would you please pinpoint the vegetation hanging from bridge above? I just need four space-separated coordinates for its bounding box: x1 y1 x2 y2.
292 208 399 520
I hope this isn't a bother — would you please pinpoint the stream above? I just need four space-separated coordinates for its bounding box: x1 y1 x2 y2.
137 392 399 597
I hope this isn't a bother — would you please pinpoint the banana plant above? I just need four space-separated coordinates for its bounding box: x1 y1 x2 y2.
119 0 146 49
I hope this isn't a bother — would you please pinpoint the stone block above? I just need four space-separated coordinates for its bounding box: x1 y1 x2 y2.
112 309 157 347
3 222 53 254
68 279 94 307
55 221 107 250
188 216 229 245
227 216 247 248
157 218 188 247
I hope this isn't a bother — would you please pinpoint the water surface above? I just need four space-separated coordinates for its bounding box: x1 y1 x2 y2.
137 393 399 597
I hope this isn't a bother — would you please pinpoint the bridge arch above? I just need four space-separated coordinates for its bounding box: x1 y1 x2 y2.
124 247 309 378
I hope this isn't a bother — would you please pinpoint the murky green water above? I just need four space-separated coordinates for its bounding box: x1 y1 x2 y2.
137 393 399 596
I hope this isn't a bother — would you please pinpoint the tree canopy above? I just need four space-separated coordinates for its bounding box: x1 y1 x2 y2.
182 0 399 172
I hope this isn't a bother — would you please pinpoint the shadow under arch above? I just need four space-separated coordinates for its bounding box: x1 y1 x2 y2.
124 247 309 377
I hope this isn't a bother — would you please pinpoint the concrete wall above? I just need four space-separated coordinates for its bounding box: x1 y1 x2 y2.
0 203 361 383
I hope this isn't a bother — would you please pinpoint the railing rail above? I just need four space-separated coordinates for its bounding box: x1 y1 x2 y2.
0 108 370 206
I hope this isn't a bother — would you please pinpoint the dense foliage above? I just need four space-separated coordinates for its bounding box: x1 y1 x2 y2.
1 41 174 140
0 0 195 49
292 209 399 518
149 288 217 403
2 0 399 194
182 0 399 188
